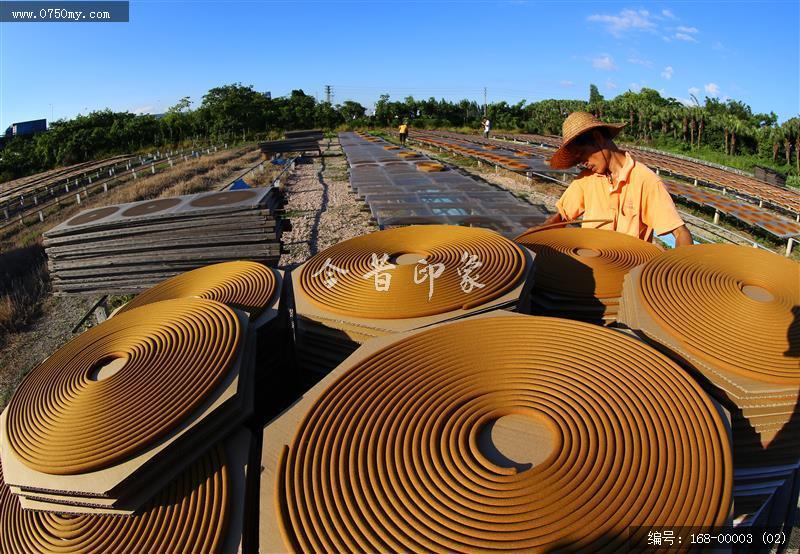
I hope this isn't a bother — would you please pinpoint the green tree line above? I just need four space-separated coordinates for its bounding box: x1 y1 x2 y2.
2 82 798 183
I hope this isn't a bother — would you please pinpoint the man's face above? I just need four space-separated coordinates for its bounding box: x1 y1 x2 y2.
569 130 609 174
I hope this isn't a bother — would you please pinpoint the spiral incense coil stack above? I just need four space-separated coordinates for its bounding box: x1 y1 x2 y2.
117 261 280 320
0 297 255 514
618 244 800 527
515 227 660 324
292 225 534 375
0 447 229 554
261 314 732 552
113 261 287 420
0 429 254 553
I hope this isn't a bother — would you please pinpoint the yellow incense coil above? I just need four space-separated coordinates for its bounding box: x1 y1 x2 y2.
298 225 526 319
117 261 277 317
416 162 446 172
5 298 241 474
0 447 229 553
276 315 732 552
632 244 800 384
515 227 661 300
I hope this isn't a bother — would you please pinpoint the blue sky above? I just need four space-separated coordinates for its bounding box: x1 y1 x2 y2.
1 0 798 129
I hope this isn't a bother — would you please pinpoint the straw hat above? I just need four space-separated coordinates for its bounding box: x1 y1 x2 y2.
548 112 627 169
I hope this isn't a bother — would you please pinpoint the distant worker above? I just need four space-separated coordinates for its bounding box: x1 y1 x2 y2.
482 117 491 139
544 111 693 246
398 121 409 146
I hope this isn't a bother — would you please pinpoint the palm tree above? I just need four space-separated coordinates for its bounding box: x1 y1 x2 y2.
670 107 680 139
786 118 800 174
681 108 690 144
658 107 669 136
618 97 635 132
781 122 793 166
724 116 737 155
637 104 653 141
795 126 800 174
770 127 783 163
696 109 706 148
729 118 750 156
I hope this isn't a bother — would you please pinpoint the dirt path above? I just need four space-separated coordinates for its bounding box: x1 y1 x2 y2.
278 139 377 271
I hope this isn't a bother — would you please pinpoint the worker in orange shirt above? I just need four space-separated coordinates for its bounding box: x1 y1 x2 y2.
544 112 693 246
398 121 409 146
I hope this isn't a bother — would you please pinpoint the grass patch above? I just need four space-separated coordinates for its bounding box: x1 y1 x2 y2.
0 244 50 348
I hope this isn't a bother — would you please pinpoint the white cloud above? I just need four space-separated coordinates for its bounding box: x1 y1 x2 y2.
559 80 574 87
592 54 617 70
675 33 698 42
131 106 154 115
628 57 653 67
606 78 618 90
713 41 725 51
705 83 720 95
676 25 699 34
629 82 642 92
688 87 700 96
661 66 674 80
662 9 676 19
587 9 657 38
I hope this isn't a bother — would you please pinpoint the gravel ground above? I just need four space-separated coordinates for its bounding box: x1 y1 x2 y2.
0 294 94 409
278 138 377 270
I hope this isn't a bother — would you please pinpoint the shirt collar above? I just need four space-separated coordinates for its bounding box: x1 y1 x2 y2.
609 151 635 192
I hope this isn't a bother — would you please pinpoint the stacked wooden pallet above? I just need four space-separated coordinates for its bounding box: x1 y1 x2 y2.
284 129 324 141
43 188 285 295
259 136 322 156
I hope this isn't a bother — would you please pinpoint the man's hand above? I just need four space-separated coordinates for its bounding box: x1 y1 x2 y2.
543 212 563 226
672 224 693 247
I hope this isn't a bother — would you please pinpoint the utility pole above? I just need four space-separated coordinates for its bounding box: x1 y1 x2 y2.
325 85 333 104
483 87 487 116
